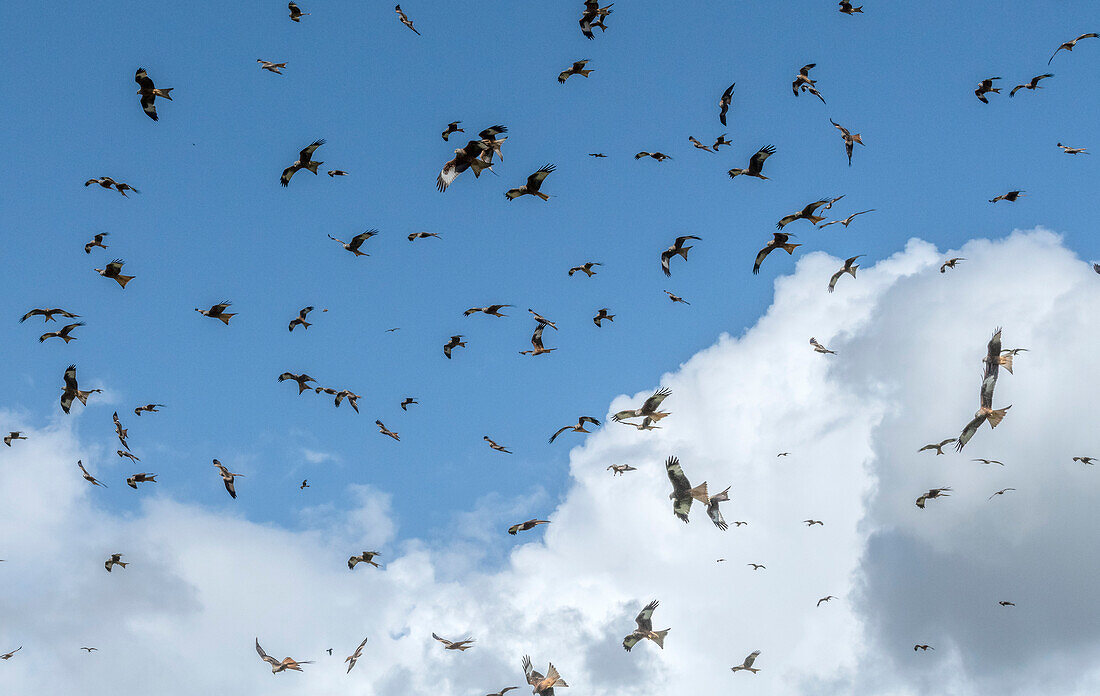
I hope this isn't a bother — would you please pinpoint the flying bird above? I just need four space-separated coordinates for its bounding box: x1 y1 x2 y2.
999 601 1015 607
60 364 100 414
753 233 801 274
212 459 244 499
280 139 325 187
579 0 613 39
519 323 556 356
713 134 732 149
1009 73 1053 97
975 77 1002 104
829 119 864 165
85 177 139 196
134 68 172 121
989 190 1025 203
777 199 831 229
486 687 520 696
622 600 669 651
288 2 308 21
400 397 417 411
113 412 128 449
1049 33 1098 64
612 387 671 424
375 420 400 441
77 460 106 487
688 136 713 152
444 335 466 359
727 144 775 180
348 551 382 569
94 259 134 288
327 170 348 177
718 83 735 125
408 231 440 241
508 519 549 535
20 308 79 323
506 164 555 201
328 230 377 256
955 328 1012 450
972 458 1004 466
126 473 157 489
80 647 97 653
1073 456 1096 465
827 255 863 293
432 633 475 650
465 304 512 317
607 464 637 476
38 322 84 343
988 488 1016 500
915 487 952 509
588 153 606 157
940 257 965 273
748 563 766 570
661 235 700 276
256 638 312 673
793 63 826 103
558 60 593 83
288 306 315 331
84 232 109 254
548 416 601 443
442 122 463 141
664 290 689 304
133 403 165 416
665 456 710 523
278 372 316 394
523 655 568 695
804 519 824 526
104 553 127 572
919 439 957 455
819 209 875 229
437 136 497 191
300 480 309 489
344 637 368 673
838 0 863 13
818 595 836 606
394 5 420 34
484 436 512 454
706 486 731 530
592 308 614 327
195 302 236 325
914 644 934 651
257 59 286 74
117 449 140 464
568 262 601 277
3 432 26 447
730 650 762 674
0 647 21 660
634 151 672 162
528 309 558 329
1057 143 1088 154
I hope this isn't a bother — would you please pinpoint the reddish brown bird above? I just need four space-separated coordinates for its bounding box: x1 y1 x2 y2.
195 302 236 325
328 230 377 256
558 60 593 83
727 145 775 180
753 233 800 274
94 259 134 288
39 322 85 343
376 420 400 441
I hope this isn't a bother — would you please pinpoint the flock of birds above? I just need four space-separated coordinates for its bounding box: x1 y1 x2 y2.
4 1 1100 691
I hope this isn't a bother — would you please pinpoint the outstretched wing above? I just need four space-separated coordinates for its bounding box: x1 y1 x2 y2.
526 164 555 190
748 144 775 175
641 388 671 414
256 639 278 666
665 456 691 498
634 599 658 630
299 139 325 162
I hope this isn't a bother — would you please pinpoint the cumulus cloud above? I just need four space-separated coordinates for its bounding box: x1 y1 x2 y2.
1 229 1098 695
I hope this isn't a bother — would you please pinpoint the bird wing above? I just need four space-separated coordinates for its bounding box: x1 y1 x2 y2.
635 599 658 630
828 269 845 292
526 164 555 189
707 501 728 530
135 68 155 90
523 655 541 685
299 139 325 162
665 456 691 496
744 650 760 667
256 639 278 666
579 416 600 427
748 145 775 174
753 245 775 274
548 426 570 443
641 388 671 414
530 323 547 349
622 633 642 651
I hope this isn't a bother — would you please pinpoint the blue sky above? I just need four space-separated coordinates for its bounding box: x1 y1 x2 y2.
2 0 1099 544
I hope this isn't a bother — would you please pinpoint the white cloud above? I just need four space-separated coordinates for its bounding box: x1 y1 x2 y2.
1 229 1098 695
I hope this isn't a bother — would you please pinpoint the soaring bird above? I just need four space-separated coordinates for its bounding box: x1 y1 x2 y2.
465 304 513 317
528 309 558 329
706 486 731 530
955 328 1012 450
443 335 466 359
257 59 287 74
713 134 732 149
344 637 368 673
1072 456 1096 465
548 416 601 443
568 262 601 277
278 372 316 394
506 164 555 200
432 633 475 650
730 650 762 674
212 459 244 499
113 412 128 449
838 0 863 13
988 488 1016 500
829 119 863 165
1009 73 1053 96
195 302 236 325
975 77 1002 103
437 136 497 191
288 306 315 331
519 323 556 356
442 121 463 141
85 177 139 196
3 432 26 447
688 136 713 152
38 322 84 343
94 259 134 288
588 153 607 157
818 595 836 606
288 2 309 21
940 257 965 273
523 655 568 695
256 638 312 673
84 232 109 254
809 337 836 354
666 456 710 523
20 308 79 323
348 551 382 569
804 519 824 526
592 308 614 327
1057 142 1088 154
300 480 309 489
990 190 1025 203
915 487 951 508
753 233 800 275
777 199 831 229
508 519 549 535
80 647 97 652
327 170 348 177
328 230 377 256
634 151 672 162
60 365 100 414
748 563 766 570
484 436 512 454
819 209 874 229
1049 33 1098 64
117 449 140 464
664 290 689 304
104 553 127 572
661 235 700 276
607 464 637 476
579 0 613 39
394 5 420 34
919 439 957 455
914 644 934 651
400 397 418 411
409 231 441 241
375 420 400 441
718 83 735 125
793 63 826 103
77 460 106 487
0 647 22 660
999 601 1016 607
827 255 863 293
727 144 775 180
622 600 669 651
134 68 172 121
331 389 361 413
280 139 325 187
612 387 671 423
126 473 157 489
487 687 520 696
558 60 593 83
478 124 509 164
972 458 1004 466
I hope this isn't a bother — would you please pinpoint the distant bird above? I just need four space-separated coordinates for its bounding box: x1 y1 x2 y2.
280 139 325 187
328 230 377 256
1073 456 1096 465
3 432 26 447
548 416 601 443
332 389 360 413
508 519 549 535
688 136 713 152
484 436 512 454
827 255 863 293
748 563 765 570
0 647 21 660
989 190 1025 203
300 480 309 489
212 459 243 499
972 458 1004 466
195 302 236 325
727 144 776 180
77 460 106 487
465 304 512 317
1010 73 1053 96
612 387 671 424
664 290 689 304
619 416 661 431
919 439 957 455
588 153 607 158
126 473 157 489
443 335 466 359
793 63 826 103
133 403 164 416
829 119 864 165
1057 143 1088 154
38 321 84 343
288 2 308 22
20 307 79 323
134 68 172 121
528 309 558 329
607 464 637 476
592 308 614 327
400 397 418 411
955 328 1011 450
394 5 420 35
661 235 700 276
80 647 97 653
838 0 863 14
975 77 1002 104
104 553 127 572
634 151 672 162
523 655 568 695
818 595 836 606
999 601 1015 607
437 135 497 191
278 372 316 394
568 262 601 277
486 687 520 696
60 365 100 414
558 60 593 84
940 257 965 273
753 233 801 274
706 487 731 530
718 83 735 125
327 170 348 177
730 650 762 674
257 59 286 74
84 232 109 254
113 412 128 449
988 488 1016 500
914 644 934 651
819 209 875 229
579 0 613 39
442 122 463 141
622 600 669 651
506 164 555 200
288 306 315 331
519 323 556 356
348 551 382 569
375 420 400 441
915 487 951 509
804 519 824 526
85 177 140 196
777 199 831 229
256 638 312 673
665 456 710 523
1048 33 1098 64
344 637 368 674
407 232 440 243
117 449 140 464
94 259 134 288
713 134 732 149
778 452 790 457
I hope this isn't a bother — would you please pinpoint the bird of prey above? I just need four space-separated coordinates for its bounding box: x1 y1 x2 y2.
328 170 348 177
972 458 1004 465
444 335 466 359
134 68 172 121
442 122 463 141
113 412 128 448
804 519 824 526
592 308 614 327
988 488 1016 500
915 487 951 508
486 688 520 696
730 650 762 674
523 655 568 695
727 144 776 180
955 328 1012 450
84 232 109 254
212 459 244 499
838 0 863 13
999 601 1015 607
528 309 558 329
997 347 1026 374
465 304 513 318
664 290 689 304
257 60 286 74
827 255 863 293
94 259 134 288
975 77 1002 103
126 473 157 489
688 136 713 152
819 209 875 229
914 644 934 651
77 460 106 487
706 486 731 530
409 231 441 241
348 551 382 569
478 125 509 164
548 416 601 443
818 595 836 606
990 190 1025 203
665 456 710 523
328 230 376 256
432 633 475 650
778 452 790 457
288 306 315 331
1057 143 1088 154
195 302 236 325
134 403 165 416
661 235 700 277
1049 33 1098 64
940 257 965 273
748 563 766 570
344 637 368 673
3 432 26 447
508 519 550 536
579 0 613 39
607 464 637 476
288 2 308 21
85 177 140 196
400 397 418 411
620 416 661 431
713 134 732 149
793 63 826 103
280 139 325 187
117 449 140 464
484 436 512 454
1073 456 1096 465
612 387 671 424
558 60 593 83
622 600 669 651
634 151 672 162
829 119 863 165
300 480 309 489
60 365 100 414
438 139 496 191
80 647 97 652
394 5 420 34
0 647 21 660
519 323 556 356
104 553 127 572
1010 73 1053 96
568 262 601 277
753 233 801 275
718 83 735 125
20 308 79 323
505 164 555 201
919 439 957 455
278 372 316 394
256 638 312 673
375 420 400 441
38 322 84 343
777 199 831 229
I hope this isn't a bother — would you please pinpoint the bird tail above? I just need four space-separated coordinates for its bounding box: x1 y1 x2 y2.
61 334 78 343
783 243 801 254
118 561 128 568
690 482 710 504
116 274 134 288
580 69 593 77
999 354 1013 374
154 88 173 100
305 161 322 174
987 405 1011 428
470 159 493 176
536 192 550 201
217 313 236 325
808 215 826 224
651 629 669 648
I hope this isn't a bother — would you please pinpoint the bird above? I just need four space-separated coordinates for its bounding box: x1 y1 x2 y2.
706 487 731 530
827 255 863 293
484 436 512 454
212 459 244 499
579 0 613 39
664 290 689 304
940 257 965 273
278 372 316 394
134 68 172 121
819 209 875 229
486 687 520 696
838 0 863 13
523 655 568 695
607 464 637 476
442 121 463 141
592 308 614 327
195 302 236 325
919 439 957 455
256 638 312 673
280 139 325 187
665 456 710 523
914 644 934 651
300 480 309 489
0 647 21 660
955 328 1012 450
60 365 100 414
104 553 127 572
344 637 368 673
1010 73 1053 96
257 59 286 74
778 452 790 457
915 487 952 509
38 322 84 343
829 119 864 165
113 413 128 448
328 230 376 256
975 77 1002 103
437 126 508 191
818 595 836 606
519 323 556 356
990 190 1025 203
661 235 700 277
718 83 735 125
558 60 593 84
748 563 766 570
508 519 549 536
528 309 558 329
727 144 775 180
505 164 555 200
988 488 1016 500
999 601 1016 607
348 551 382 569
400 397 418 411
77 460 106 487
713 134 732 149
730 650 762 674
622 600 669 651
793 63 826 103
375 420 400 441
19 308 79 323
394 5 420 34
288 2 308 21
327 170 348 177
972 458 1004 466
288 306 315 331
1057 143 1088 154
688 136 713 152
1073 456 1096 465
126 473 157 489
432 633 475 650
133 403 165 416
568 262 601 277
443 335 466 359
464 304 513 317
548 416 601 443
753 233 801 274
1049 33 1098 64
809 337 837 354
94 259 134 288
777 199 831 229
80 647 97 653
84 232 109 254
3 432 26 447
634 151 672 162
612 387 671 424
117 449 140 464
804 519 824 526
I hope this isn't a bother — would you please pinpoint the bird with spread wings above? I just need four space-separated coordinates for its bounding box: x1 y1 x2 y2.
665 456 710 523
255 638 312 673
955 328 1012 450
523 655 568 695
622 600 669 651
612 387 671 424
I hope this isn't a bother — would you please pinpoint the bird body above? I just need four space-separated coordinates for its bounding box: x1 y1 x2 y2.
95 259 134 288
506 164 555 200
728 144 775 179
281 140 325 187
622 600 669 651
558 60 593 83
135 68 172 121
196 302 236 325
